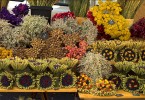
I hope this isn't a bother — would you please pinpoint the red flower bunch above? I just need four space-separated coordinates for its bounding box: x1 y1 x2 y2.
65 40 88 59
87 11 111 40
52 11 75 21
130 17 145 39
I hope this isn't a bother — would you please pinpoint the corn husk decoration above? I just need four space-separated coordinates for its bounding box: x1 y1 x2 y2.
10 57 28 71
0 58 11 70
60 57 78 69
48 61 68 75
29 59 48 72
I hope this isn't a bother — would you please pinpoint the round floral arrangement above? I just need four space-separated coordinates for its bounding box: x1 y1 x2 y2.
60 70 76 88
36 73 54 90
16 72 35 89
76 73 93 93
87 0 130 41
123 76 141 93
107 73 125 89
0 72 14 89
91 79 116 96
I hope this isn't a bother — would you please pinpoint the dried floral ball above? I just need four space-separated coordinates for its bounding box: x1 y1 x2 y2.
123 76 141 92
108 73 125 89
21 15 48 41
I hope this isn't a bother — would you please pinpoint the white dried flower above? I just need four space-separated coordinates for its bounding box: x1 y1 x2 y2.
81 19 98 45
79 52 112 82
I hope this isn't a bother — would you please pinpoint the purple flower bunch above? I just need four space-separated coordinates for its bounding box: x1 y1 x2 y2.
0 3 29 26
12 3 29 17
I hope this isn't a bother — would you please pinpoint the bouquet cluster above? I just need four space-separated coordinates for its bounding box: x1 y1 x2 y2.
52 12 75 21
0 4 29 26
87 0 130 41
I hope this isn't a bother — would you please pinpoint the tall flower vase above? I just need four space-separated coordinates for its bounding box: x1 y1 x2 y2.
30 6 53 24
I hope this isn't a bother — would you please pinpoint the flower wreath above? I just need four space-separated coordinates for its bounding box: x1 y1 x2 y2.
123 76 142 93
60 70 76 88
107 73 126 89
76 73 93 94
118 48 139 62
91 41 117 61
16 72 35 89
0 72 14 89
36 73 54 90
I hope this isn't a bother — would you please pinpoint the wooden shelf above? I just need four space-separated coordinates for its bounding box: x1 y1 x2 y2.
79 90 145 99
0 87 77 93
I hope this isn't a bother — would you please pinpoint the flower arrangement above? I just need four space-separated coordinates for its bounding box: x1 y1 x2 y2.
21 15 48 42
76 73 93 93
0 72 14 89
81 19 98 45
10 57 28 71
36 73 54 90
91 79 116 96
107 73 126 89
16 72 35 89
65 40 88 59
29 59 48 72
123 76 141 93
60 70 76 88
0 3 29 26
51 18 81 34
117 0 144 18
87 0 130 41
130 17 145 39
69 0 90 17
79 52 112 83
12 3 29 17
28 0 58 6
52 12 75 21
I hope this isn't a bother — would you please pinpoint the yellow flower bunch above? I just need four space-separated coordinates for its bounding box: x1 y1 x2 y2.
0 47 12 59
89 0 131 41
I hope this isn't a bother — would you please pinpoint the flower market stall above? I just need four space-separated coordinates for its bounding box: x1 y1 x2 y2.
0 0 145 100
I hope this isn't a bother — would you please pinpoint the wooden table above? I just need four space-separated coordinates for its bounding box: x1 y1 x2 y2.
79 90 145 100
